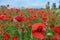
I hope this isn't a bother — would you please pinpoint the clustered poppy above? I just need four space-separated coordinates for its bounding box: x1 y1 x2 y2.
0 6 60 40
32 23 47 39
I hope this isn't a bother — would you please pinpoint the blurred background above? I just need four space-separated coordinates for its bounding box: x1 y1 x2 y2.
0 0 60 9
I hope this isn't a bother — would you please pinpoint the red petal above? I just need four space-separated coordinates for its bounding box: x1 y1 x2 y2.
32 23 47 31
54 26 60 35
32 31 44 39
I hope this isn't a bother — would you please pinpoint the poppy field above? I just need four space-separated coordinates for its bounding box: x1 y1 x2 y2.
0 8 60 40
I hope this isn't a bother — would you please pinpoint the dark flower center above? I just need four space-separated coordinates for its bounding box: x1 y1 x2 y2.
37 28 42 32
37 26 43 32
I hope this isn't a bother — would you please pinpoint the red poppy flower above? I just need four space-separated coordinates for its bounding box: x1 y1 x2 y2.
50 24 55 29
53 26 60 36
32 15 37 20
1 9 6 13
42 17 48 22
1 24 5 29
15 9 19 14
32 32 44 39
11 36 18 40
20 27 26 32
32 23 47 39
43 13 48 17
0 30 2 34
26 17 31 23
27 23 32 28
6 15 11 19
51 17 55 21
14 16 24 22
3 33 9 40
3 17 8 22
0 15 5 20
52 35 58 40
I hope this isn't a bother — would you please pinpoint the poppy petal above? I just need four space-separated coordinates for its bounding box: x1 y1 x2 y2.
32 31 44 39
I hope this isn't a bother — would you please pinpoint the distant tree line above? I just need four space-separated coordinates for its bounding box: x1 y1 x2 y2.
0 2 60 9
46 2 60 9
0 5 7 9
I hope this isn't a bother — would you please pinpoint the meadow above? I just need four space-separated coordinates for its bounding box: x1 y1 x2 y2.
0 8 60 40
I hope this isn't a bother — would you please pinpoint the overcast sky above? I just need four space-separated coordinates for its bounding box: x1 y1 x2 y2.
0 0 60 8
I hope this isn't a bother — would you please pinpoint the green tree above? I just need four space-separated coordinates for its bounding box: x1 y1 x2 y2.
0 5 7 9
46 2 50 9
59 5 60 9
52 3 56 9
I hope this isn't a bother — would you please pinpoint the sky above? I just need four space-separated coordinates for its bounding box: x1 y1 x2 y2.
0 0 60 8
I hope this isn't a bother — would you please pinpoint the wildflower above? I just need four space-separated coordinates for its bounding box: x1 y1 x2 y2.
11 36 18 40
14 15 24 22
3 33 9 40
27 23 32 28
1 24 5 29
0 30 2 34
32 23 47 39
51 17 55 21
50 24 55 29
7 4 9 7
53 26 60 35
42 17 48 22
26 17 31 23
32 15 37 20
0 15 5 20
